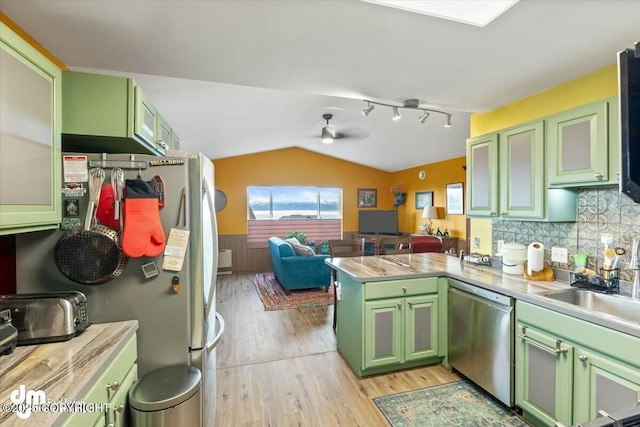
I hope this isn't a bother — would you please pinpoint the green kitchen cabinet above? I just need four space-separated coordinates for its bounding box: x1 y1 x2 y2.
364 294 439 369
171 130 181 150
466 121 577 221
466 133 499 217
547 99 617 186
63 334 138 427
0 21 62 235
516 322 574 426
62 71 173 156
573 347 640 424
337 274 446 377
516 301 640 427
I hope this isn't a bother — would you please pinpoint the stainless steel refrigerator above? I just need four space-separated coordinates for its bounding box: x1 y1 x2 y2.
15 152 223 425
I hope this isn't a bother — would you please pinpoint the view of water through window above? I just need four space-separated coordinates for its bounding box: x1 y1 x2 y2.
248 186 341 219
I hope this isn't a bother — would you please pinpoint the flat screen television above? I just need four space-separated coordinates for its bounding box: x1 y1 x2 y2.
619 42 640 204
358 210 398 235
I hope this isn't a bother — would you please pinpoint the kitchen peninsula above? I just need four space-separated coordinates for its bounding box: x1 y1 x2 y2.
327 253 640 427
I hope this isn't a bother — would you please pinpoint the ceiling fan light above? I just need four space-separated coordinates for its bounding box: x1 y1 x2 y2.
418 111 430 123
392 107 401 121
321 125 335 144
443 114 452 127
362 103 374 117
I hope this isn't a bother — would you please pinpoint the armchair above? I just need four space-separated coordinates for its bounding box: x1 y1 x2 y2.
268 237 331 294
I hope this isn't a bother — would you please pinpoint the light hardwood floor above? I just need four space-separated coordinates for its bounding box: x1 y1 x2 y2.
214 272 461 426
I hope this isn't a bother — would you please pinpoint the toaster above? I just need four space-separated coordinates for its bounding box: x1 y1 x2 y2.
0 309 18 355
0 292 89 345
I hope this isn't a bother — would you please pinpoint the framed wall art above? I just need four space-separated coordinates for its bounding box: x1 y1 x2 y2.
415 191 433 209
357 188 377 208
446 182 464 215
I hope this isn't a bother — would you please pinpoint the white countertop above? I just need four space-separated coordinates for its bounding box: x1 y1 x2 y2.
326 253 640 338
0 320 138 427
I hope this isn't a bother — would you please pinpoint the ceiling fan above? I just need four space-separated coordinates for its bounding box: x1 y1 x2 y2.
318 113 369 144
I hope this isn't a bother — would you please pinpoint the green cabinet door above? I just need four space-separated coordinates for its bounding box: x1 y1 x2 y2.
499 121 545 219
134 85 161 153
573 348 640 425
547 100 609 185
515 323 574 427
364 298 403 369
0 22 62 235
105 364 138 427
466 133 499 217
404 294 438 361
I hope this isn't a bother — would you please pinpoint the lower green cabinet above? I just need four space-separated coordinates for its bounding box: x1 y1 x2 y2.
63 334 138 427
516 323 574 426
337 273 446 377
364 294 438 369
516 301 640 426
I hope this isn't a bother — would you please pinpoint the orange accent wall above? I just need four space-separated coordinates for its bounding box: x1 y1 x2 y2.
0 12 68 70
213 147 467 241
392 157 467 238
214 147 393 235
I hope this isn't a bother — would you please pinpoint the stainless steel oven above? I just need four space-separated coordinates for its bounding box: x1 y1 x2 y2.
448 279 515 407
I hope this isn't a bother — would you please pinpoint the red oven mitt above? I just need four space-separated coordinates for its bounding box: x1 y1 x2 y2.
122 179 166 258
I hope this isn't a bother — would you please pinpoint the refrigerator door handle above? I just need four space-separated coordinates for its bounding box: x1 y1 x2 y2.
207 312 225 352
202 174 218 319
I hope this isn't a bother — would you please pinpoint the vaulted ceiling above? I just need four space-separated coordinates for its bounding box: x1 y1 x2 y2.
2 0 638 171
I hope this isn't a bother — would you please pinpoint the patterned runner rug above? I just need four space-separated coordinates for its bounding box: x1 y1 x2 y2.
374 380 529 427
252 272 334 311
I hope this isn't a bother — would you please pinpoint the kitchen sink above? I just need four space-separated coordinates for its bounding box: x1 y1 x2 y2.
543 288 640 324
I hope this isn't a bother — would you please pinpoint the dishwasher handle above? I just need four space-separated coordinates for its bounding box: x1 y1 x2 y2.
449 286 513 314
519 325 569 354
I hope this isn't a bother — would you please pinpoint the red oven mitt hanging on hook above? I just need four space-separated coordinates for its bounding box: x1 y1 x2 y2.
122 178 166 258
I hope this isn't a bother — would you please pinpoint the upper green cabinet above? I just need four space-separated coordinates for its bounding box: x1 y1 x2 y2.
499 121 545 219
467 121 576 221
547 99 614 186
0 21 62 235
62 71 178 156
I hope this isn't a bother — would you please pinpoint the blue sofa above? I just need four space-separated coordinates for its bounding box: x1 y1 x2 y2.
268 237 332 294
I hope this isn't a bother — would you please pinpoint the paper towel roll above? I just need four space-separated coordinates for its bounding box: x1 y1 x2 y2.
527 242 544 275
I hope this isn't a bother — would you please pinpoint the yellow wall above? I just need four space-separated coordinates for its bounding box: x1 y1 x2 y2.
214 147 467 239
468 64 618 255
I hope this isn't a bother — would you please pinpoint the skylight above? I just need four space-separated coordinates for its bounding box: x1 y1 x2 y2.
361 0 519 27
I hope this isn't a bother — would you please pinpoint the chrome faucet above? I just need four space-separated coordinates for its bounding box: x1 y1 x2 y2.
459 250 466 263
630 238 640 299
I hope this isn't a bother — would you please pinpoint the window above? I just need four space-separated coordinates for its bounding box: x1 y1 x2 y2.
247 186 342 248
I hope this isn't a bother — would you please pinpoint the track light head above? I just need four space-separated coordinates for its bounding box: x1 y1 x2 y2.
418 111 430 123
392 107 401 121
362 103 374 117
443 114 452 128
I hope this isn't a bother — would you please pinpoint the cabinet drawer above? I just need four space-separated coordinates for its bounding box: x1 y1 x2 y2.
63 334 137 427
365 277 438 300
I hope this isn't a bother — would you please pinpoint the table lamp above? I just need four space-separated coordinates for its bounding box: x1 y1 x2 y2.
422 206 439 235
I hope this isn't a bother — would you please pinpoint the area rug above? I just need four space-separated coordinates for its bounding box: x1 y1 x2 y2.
252 272 334 311
373 380 529 427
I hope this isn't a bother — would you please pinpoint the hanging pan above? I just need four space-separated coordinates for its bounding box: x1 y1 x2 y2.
54 168 128 285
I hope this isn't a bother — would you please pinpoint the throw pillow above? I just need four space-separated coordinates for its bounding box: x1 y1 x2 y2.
291 242 316 257
285 237 301 246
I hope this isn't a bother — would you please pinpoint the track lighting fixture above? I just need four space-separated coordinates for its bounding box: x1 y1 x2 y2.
361 99 453 127
361 102 374 117
321 113 335 144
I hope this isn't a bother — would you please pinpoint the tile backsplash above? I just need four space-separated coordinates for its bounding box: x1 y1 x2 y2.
492 187 640 282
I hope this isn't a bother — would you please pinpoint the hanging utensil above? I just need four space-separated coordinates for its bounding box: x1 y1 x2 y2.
84 167 105 230
111 167 125 222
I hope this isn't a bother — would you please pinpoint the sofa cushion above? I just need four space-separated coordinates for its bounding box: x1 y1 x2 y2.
290 242 316 256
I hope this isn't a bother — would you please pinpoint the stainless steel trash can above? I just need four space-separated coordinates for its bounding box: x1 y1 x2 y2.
129 365 202 427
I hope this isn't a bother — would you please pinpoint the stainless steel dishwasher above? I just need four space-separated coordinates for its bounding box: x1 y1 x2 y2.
448 279 514 407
